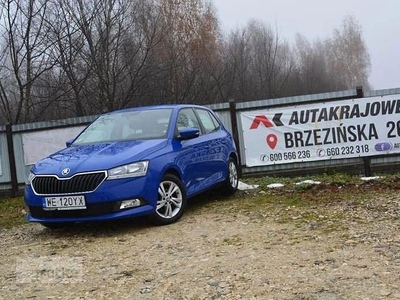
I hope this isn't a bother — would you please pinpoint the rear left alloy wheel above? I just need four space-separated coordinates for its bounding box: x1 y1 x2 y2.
222 157 239 195
150 174 187 225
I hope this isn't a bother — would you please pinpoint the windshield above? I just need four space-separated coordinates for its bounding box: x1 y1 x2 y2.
72 108 173 145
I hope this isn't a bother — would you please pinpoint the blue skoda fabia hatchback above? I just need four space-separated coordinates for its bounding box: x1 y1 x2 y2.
24 105 239 228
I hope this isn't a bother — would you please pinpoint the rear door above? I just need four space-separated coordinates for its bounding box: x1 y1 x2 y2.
193 108 228 187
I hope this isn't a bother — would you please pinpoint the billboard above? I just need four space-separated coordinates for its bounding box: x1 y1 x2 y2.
22 126 86 165
240 94 400 167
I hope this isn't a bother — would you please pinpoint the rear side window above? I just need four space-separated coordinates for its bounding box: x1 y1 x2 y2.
195 109 220 134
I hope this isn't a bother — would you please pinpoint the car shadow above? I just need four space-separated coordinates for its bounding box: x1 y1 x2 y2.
33 189 239 239
34 216 152 239
185 188 237 214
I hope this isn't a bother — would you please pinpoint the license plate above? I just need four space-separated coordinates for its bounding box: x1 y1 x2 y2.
43 195 86 210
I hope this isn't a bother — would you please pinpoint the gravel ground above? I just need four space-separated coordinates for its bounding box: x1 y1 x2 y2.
1 187 400 300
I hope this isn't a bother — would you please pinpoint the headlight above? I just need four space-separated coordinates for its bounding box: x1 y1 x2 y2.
107 161 149 180
26 172 35 185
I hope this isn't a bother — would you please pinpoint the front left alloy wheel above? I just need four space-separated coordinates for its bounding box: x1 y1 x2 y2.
150 174 187 225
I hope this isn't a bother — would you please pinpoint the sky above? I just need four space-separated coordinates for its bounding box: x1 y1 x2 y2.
214 0 400 91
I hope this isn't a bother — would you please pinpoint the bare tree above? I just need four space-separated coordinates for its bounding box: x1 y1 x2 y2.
294 34 332 94
220 27 252 101
40 0 91 117
55 0 171 111
220 20 295 102
0 0 56 123
247 20 294 98
68 0 132 112
325 15 371 90
151 0 221 104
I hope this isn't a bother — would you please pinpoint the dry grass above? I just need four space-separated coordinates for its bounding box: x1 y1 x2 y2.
0 197 27 229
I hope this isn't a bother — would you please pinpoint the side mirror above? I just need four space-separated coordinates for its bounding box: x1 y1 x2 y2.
178 127 200 140
66 139 74 147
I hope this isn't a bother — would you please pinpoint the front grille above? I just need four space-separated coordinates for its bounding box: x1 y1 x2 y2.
29 202 117 218
32 172 107 195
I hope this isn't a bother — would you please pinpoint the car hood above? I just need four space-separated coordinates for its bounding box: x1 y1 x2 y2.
32 140 168 176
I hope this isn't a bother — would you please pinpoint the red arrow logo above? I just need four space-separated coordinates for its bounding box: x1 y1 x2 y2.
250 115 274 129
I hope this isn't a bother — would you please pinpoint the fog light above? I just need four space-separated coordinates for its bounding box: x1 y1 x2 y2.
120 199 142 209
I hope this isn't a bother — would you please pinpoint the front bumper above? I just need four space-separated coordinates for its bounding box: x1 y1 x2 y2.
24 175 158 223
26 204 154 223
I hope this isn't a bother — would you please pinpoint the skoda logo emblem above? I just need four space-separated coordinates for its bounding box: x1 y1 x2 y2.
62 168 70 176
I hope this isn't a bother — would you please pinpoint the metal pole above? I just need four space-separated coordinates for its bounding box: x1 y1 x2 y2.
229 99 242 177
5 123 18 197
356 86 372 177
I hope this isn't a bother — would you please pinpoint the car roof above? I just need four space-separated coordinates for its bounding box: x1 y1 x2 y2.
106 104 211 115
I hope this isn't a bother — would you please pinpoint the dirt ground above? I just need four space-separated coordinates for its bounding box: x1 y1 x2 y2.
1 185 400 300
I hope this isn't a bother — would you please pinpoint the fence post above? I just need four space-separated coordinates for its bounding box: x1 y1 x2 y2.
356 86 364 98
5 123 18 197
229 99 242 177
356 86 372 177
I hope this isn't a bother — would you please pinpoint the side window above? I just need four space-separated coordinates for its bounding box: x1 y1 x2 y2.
195 109 220 134
176 108 201 131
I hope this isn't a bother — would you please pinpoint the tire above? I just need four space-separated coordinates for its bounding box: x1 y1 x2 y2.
222 157 239 195
40 222 68 229
149 174 187 225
